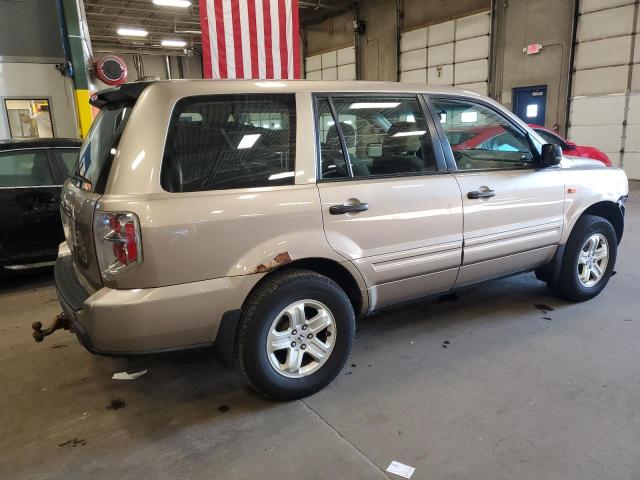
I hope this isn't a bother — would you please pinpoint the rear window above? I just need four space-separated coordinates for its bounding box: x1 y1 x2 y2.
161 94 296 192
74 103 132 192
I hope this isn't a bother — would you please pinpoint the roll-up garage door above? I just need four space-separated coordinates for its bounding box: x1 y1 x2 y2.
569 0 640 179
399 11 490 96
305 46 356 80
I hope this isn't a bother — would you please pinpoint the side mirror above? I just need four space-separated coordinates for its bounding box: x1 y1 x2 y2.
540 143 563 167
366 143 382 158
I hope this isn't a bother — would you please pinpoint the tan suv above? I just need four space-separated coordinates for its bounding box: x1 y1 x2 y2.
41 81 628 400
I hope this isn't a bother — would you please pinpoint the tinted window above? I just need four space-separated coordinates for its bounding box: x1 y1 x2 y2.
76 103 132 192
317 98 350 179
0 150 54 187
535 129 563 146
161 94 296 192
432 98 534 170
55 148 80 176
318 96 436 179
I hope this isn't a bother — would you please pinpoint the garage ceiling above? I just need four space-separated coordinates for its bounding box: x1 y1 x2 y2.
84 0 353 55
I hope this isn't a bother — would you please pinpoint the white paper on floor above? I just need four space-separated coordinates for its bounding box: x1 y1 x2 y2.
386 461 415 479
112 369 148 380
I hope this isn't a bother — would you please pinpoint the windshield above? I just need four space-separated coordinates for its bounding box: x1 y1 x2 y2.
74 103 132 192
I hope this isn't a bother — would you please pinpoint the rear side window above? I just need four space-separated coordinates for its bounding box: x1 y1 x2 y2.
161 94 296 192
76 103 132 192
0 150 54 187
54 148 80 176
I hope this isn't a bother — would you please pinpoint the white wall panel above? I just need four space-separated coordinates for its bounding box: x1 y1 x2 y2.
622 152 640 178
455 12 490 40
625 93 640 123
455 59 488 84
321 67 337 80
577 5 634 42
580 0 633 14
400 11 490 87
400 68 427 83
401 27 427 52
456 81 488 96
321 51 337 69
573 65 629 96
569 124 623 152
306 69 322 80
623 123 640 151
429 21 455 46
427 42 454 67
337 63 356 80
337 46 355 66
306 55 321 72
631 64 640 91
428 64 453 85
574 36 632 70
570 95 627 125
455 36 489 63
400 48 427 71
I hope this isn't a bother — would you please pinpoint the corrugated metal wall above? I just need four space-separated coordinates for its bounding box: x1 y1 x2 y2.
570 0 640 179
399 11 490 95
305 46 356 80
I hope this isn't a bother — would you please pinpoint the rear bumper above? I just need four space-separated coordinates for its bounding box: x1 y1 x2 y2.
54 253 259 355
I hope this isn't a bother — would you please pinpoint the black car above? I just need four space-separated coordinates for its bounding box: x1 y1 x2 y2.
0 138 81 273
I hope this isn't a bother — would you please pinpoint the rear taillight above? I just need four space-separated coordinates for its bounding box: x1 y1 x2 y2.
94 212 142 284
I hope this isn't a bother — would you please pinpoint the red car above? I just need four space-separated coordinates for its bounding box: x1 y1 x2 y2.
529 124 612 167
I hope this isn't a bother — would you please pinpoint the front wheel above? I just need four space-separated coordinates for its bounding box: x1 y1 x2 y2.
235 270 355 400
547 215 617 302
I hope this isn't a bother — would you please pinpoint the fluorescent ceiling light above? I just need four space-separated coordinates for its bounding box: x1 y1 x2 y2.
153 0 192 7
237 133 261 150
349 102 400 109
161 39 187 47
117 27 148 37
392 130 426 137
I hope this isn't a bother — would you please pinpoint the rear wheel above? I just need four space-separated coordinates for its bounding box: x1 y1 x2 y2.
547 215 617 302
235 270 355 400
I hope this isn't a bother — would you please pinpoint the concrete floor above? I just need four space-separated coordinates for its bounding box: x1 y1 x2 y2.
1 183 638 480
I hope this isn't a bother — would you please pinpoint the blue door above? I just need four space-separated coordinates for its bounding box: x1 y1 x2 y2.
513 85 547 126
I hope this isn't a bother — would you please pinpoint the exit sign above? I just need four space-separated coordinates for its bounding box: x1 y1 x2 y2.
525 43 543 55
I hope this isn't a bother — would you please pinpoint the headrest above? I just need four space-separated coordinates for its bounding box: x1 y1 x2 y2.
326 122 356 149
382 121 422 156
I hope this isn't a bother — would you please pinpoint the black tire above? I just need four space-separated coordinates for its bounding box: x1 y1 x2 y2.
547 214 617 302
235 269 355 400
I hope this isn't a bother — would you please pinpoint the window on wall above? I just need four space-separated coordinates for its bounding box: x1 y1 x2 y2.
161 94 296 192
432 98 534 170
318 96 436 179
5 99 53 139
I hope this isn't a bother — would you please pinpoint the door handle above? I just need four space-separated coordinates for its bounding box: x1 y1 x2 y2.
467 188 495 199
329 201 369 215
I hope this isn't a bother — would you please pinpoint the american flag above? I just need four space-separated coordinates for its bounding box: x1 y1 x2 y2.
199 0 300 79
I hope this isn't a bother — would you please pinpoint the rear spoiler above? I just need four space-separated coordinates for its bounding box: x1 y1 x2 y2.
90 81 154 108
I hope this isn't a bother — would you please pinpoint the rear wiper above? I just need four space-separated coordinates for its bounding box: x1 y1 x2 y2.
69 174 92 186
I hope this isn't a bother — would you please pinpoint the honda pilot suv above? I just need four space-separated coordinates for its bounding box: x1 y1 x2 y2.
46 81 628 400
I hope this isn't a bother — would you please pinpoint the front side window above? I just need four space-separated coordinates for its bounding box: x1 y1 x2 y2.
0 150 54 187
535 129 564 147
318 96 437 179
54 149 80 176
161 94 296 192
432 98 535 171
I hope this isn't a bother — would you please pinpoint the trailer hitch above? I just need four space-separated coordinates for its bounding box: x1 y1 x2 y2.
32 313 72 342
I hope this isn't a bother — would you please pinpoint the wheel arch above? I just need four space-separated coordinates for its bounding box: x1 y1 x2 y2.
580 201 624 244
243 257 368 317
